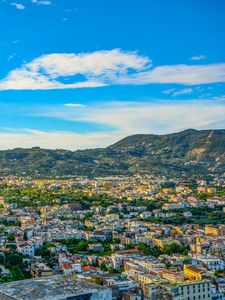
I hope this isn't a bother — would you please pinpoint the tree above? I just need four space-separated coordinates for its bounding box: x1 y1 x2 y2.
162 242 189 256
23 231 28 241
214 270 224 278
138 243 162 257
100 262 107 271
7 234 15 242
77 240 89 252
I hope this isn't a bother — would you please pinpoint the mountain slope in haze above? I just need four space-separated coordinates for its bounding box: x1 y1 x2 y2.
0 129 224 177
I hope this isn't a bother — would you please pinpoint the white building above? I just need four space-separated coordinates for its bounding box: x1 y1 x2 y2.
17 243 35 257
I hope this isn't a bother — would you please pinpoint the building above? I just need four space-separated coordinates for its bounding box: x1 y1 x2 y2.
0 275 112 300
197 257 225 271
205 225 225 236
162 269 184 283
123 291 141 300
31 262 53 278
17 243 35 257
168 280 212 300
143 283 165 300
184 264 205 281
88 243 104 252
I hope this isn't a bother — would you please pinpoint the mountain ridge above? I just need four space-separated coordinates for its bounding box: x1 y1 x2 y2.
0 129 224 177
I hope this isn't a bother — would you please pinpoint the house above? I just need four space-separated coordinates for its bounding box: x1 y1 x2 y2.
205 225 225 236
162 269 184 283
198 257 225 271
88 243 104 253
82 265 97 273
31 262 53 278
62 262 81 275
184 264 205 281
17 243 35 257
168 280 212 300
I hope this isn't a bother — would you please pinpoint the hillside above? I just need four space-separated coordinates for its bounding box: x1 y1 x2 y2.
0 129 224 177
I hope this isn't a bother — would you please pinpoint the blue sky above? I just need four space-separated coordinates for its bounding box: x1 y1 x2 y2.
0 0 225 149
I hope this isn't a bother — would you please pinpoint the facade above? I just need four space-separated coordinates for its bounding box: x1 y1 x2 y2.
169 281 212 300
205 226 225 236
17 243 35 257
184 264 205 281
198 257 225 271
31 263 53 278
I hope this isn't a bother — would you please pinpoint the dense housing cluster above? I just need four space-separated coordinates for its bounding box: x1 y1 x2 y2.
0 174 224 299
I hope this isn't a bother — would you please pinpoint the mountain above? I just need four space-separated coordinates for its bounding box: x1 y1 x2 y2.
0 129 224 177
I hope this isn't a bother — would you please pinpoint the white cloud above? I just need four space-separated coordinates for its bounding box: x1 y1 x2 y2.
190 55 207 61
2 99 225 149
125 64 225 85
64 103 86 107
10 2 25 9
0 49 224 90
0 49 150 90
7 53 16 61
163 88 193 97
31 0 51 5
172 88 193 97
37 99 225 136
162 88 176 94
0 129 119 150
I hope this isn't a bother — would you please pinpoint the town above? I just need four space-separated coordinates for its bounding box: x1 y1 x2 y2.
0 174 224 299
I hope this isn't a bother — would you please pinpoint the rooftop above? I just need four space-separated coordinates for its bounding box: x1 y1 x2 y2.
0 275 109 300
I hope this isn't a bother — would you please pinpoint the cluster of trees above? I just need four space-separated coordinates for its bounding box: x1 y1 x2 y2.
0 253 30 283
138 242 189 258
0 185 129 209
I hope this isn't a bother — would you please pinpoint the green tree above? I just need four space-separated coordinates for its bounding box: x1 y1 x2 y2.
7 234 15 242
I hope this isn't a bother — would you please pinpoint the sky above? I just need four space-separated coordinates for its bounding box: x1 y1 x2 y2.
0 0 225 150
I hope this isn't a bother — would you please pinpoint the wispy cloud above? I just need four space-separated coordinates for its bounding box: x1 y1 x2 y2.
172 88 193 97
36 99 225 136
2 98 225 149
0 129 118 150
64 103 86 107
163 88 193 97
10 2 25 10
7 53 16 61
190 55 207 61
125 64 225 85
31 0 51 5
162 88 176 95
0 49 224 90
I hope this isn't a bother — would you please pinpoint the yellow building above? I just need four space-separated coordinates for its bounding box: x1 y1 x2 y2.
196 237 205 244
190 243 204 254
205 225 225 236
135 273 154 286
197 186 216 193
184 264 205 281
173 227 184 235
0 197 5 206
152 238 180 249
162 269 184 283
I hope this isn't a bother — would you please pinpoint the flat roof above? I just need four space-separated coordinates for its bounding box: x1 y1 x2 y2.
0 275 109 300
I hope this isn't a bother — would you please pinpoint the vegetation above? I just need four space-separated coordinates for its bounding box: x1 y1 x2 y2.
138 242 189 257
0 253 31 283
0 129 224 177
